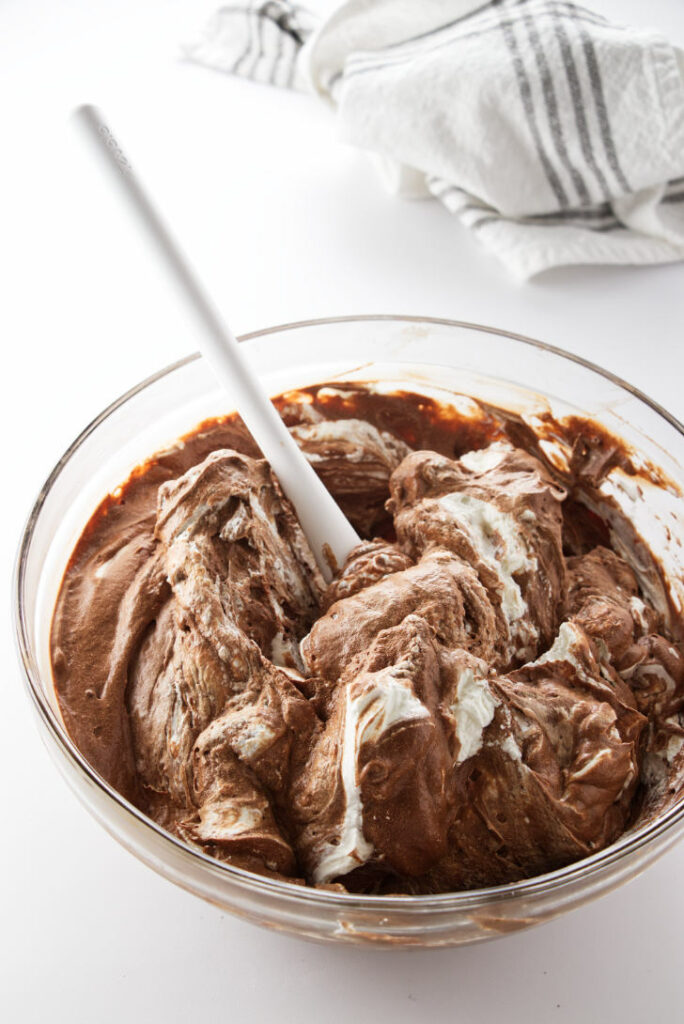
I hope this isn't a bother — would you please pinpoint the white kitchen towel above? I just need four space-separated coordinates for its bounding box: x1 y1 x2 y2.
185 0 684 280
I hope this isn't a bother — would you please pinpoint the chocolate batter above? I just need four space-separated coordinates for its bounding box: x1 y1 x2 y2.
51 385 684 892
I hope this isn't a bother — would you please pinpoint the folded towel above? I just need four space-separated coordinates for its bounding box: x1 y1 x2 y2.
186 0 684 280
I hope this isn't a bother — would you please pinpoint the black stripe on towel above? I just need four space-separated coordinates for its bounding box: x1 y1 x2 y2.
495 0 570 208
548 8 612 201
518 5 591 205
568 5 631 193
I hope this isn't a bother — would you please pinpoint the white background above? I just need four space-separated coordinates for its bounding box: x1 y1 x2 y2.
2 1 684 1021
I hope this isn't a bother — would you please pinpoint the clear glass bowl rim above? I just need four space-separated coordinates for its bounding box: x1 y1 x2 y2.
13 313 684 914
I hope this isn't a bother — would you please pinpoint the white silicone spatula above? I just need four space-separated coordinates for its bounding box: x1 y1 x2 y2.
73 104 360 581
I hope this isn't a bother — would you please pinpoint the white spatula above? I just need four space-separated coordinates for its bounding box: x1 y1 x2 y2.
73 104 360 581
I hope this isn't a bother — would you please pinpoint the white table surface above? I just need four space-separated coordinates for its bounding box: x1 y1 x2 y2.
2 1 684 1020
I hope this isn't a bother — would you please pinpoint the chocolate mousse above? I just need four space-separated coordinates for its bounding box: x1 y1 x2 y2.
50 385 684 893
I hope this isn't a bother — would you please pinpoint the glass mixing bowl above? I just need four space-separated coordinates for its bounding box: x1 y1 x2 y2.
14 315 684 947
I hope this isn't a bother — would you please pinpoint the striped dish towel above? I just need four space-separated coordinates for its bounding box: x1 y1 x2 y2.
185 0 684 280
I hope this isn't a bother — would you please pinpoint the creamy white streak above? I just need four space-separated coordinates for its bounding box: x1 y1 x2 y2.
448 666 499 763
459 442 512 474
313 666 429 884
437 492 538 639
